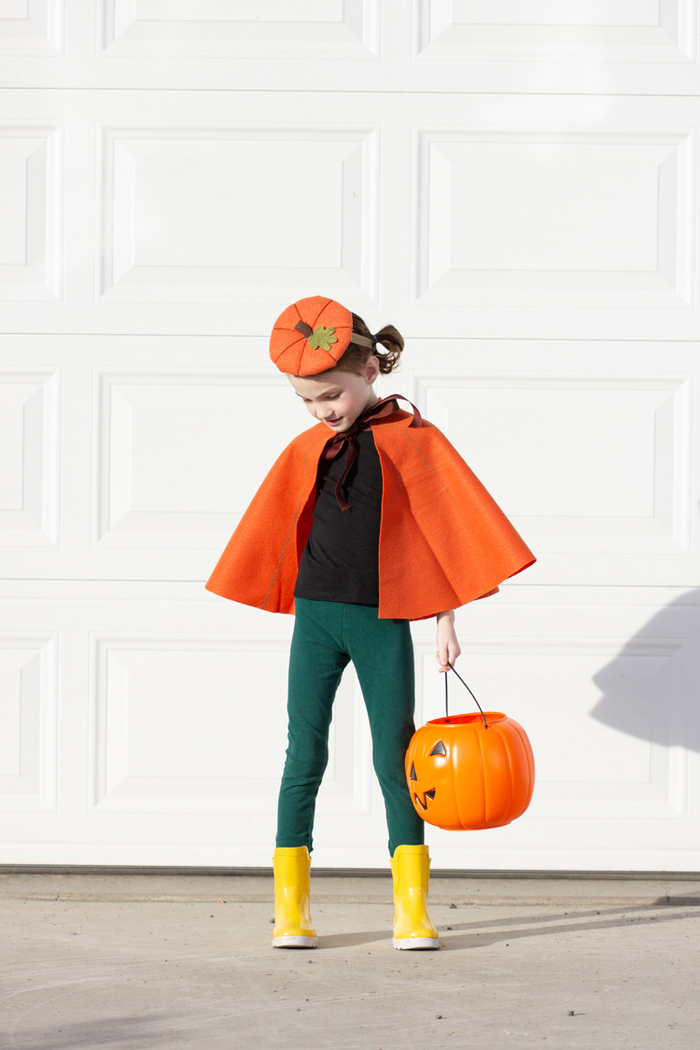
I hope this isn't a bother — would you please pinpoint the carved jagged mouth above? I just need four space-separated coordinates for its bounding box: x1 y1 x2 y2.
414 790 436 811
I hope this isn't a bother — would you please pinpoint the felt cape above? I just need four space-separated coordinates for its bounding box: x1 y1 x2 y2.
206 405 535 621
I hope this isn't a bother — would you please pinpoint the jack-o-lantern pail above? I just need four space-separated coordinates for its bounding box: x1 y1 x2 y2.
405 669 535 831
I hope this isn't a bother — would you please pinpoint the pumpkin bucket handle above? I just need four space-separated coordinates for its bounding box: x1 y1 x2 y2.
445 662 489 729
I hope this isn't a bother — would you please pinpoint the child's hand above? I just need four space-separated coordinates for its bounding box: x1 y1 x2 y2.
436 610 461 673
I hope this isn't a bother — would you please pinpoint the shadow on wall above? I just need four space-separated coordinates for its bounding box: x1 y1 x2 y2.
590 590 700 753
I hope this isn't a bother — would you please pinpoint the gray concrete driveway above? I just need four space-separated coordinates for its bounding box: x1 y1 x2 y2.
1 873 699 1049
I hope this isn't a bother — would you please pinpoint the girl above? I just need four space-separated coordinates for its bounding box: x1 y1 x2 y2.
206 296 534 950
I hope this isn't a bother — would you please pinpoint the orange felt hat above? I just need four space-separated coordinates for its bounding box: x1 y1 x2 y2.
269 295 372 376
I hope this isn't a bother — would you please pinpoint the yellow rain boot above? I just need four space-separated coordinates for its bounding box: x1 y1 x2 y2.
391 844 440 950
272 846 317 949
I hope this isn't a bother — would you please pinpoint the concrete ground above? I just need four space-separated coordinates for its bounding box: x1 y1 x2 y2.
1 873 699 1050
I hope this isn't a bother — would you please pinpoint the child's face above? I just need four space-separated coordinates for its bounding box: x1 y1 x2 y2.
287 357 380 433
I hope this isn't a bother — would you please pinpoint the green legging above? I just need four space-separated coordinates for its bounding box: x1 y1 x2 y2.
276 598 425 857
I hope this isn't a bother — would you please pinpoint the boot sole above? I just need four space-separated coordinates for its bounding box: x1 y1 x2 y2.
272 936 317 949
393 937 440 950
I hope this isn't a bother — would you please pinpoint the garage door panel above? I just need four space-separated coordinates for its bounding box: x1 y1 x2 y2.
0 366 60 547
97 124 380 305
0 0 63 57
100 0 380 59
403 339 699 587
413 127 695 311
416 0 696 64
89 634 366 816
410 365 695 580
0 124 62 302
93 368 313 551
0 633 57 814
405 97 700 337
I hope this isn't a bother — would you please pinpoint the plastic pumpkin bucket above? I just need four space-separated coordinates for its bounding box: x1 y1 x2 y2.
405 707 535 831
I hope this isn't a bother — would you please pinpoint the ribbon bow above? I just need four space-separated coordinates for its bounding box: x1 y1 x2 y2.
321 394 422 511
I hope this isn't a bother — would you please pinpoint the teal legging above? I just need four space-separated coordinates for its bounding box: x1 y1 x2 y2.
276 598 425 857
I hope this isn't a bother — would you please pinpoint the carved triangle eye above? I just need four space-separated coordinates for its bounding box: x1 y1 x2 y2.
409 762 417 781
429 741 446 757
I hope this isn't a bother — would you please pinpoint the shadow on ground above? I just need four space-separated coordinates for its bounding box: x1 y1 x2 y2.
317 903 700 951
3 1014 179 1050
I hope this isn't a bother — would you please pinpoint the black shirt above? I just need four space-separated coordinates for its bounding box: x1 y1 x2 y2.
294 429 382 605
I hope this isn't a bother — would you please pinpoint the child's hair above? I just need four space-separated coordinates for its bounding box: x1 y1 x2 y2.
333 312 404 376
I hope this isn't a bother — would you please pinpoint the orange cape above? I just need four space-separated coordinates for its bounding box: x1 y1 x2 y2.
206 407 535 620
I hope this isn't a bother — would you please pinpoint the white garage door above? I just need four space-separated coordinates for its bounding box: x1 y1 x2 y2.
1 2 700 871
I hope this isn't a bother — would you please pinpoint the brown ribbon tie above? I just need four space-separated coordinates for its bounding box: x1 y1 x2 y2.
322 394 422 511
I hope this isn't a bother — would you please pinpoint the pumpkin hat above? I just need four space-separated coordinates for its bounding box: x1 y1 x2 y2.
270 295 375 376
